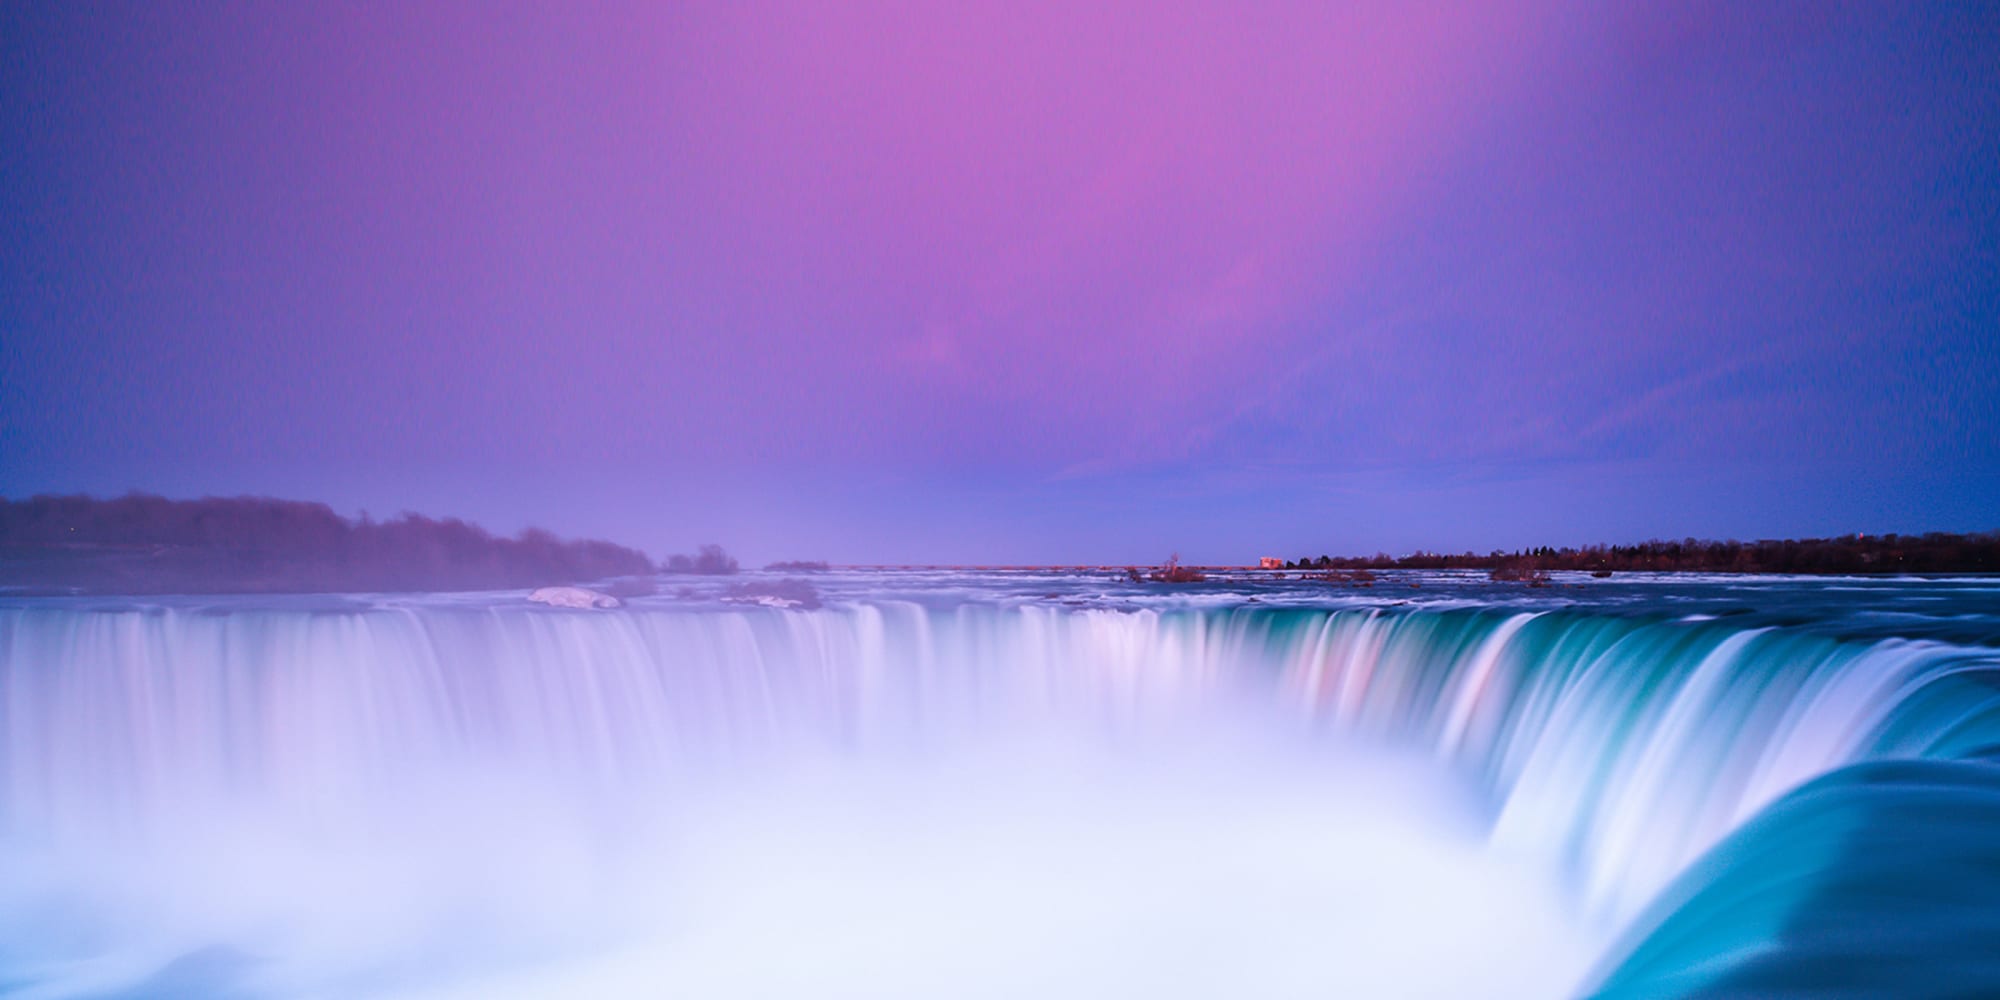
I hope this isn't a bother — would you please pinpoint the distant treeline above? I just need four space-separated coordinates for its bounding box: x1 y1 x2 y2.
0 493 655 594
663 544 739 575
1277 532 2000 575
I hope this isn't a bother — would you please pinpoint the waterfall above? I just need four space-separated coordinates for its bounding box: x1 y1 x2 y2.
7 603 1995 911
2 598 1997 997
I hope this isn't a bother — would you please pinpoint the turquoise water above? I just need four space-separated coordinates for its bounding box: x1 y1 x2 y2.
1 571 1996 997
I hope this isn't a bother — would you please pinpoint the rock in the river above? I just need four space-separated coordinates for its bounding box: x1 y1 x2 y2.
720 578 823 610
527 586 622 609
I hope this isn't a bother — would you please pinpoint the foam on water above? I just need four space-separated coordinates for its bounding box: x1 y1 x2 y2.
353 738 1596 1000
1 575 1996 997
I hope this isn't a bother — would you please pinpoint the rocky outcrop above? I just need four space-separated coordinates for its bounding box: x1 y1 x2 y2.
527 586 622 609
721 578 822 610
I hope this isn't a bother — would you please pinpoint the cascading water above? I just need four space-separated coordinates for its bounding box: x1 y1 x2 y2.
2 573 1998 998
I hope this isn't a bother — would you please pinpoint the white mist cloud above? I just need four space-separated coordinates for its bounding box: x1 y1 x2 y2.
0 730 1602 999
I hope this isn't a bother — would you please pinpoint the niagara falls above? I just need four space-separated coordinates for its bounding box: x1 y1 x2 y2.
5 1 1997 996
3 567 1998 997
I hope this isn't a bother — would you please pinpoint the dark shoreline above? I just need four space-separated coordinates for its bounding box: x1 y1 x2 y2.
0 493 652 595
1259 532 1999 577
7 494 1996 594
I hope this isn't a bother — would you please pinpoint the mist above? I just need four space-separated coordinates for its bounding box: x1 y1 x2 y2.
1 728 1597 1000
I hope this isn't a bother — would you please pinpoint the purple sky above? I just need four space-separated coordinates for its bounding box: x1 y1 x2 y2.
3 3 1996 564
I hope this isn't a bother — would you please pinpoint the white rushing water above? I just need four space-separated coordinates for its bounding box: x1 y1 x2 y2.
1 581 1996 998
